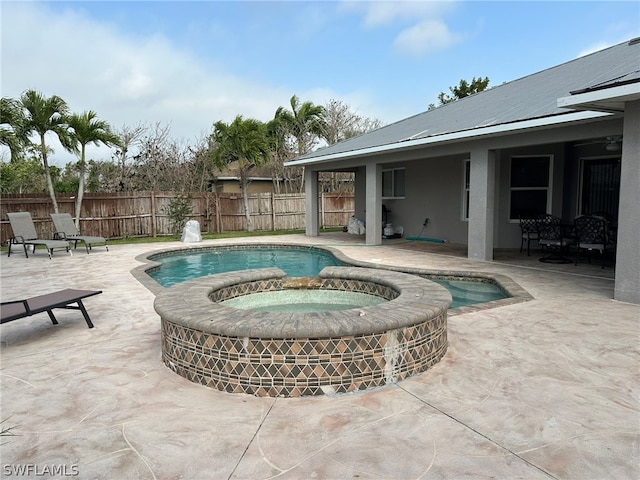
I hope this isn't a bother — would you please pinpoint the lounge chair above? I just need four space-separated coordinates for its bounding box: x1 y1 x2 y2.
50 213 108 253
7 212 71 259
1 289 102 329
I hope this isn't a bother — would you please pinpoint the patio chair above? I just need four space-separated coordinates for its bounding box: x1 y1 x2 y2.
7 212 71 259
1 289 102 329
573 215 613 268
50 213 108 253
537 214 574 263
518 215 539 256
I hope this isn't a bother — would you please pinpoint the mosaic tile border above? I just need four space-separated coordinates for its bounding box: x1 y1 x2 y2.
155 267 451 397
161 313 447 397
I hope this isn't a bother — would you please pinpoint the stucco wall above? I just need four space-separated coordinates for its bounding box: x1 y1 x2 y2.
384 156 469 244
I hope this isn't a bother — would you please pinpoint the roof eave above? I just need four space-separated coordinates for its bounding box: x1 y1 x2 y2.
286 110 611 167
557 82 640 113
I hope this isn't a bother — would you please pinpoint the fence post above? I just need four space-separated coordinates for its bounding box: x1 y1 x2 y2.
215 193 222 233
150 191 156 237
271 193 276 231
321 191 325 229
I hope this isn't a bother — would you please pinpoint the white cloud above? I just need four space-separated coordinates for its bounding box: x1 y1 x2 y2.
1 2 431 166
393 19 463 56
341 0 453 28
0 3 302 163
340 0 460 56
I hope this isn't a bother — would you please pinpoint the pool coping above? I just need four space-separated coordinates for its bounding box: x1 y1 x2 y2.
132 242 534 315
154 266 452 338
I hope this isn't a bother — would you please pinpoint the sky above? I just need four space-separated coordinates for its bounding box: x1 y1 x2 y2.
1 0 639 165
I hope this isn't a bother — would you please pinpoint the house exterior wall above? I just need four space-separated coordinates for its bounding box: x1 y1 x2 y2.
304 118 627 252
354 167 366 221
614 99 640 304
382 156 469 243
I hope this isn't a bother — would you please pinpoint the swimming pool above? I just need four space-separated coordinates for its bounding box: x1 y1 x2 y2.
147 246 342 286
140 243 533 396
145 245 508 309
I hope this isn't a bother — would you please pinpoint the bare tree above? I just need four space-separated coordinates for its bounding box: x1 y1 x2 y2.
113 123 146 190
319 99 383 192
322 99 383 145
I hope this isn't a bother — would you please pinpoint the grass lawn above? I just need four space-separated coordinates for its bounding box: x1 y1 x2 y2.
1 228 344 252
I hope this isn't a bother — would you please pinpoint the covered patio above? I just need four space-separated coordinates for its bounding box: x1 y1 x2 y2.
0 234 637 479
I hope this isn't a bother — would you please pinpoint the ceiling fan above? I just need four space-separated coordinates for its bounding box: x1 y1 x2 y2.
574 135 623 151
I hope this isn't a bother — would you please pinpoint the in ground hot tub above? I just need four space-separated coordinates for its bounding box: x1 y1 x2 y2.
155 266 451 397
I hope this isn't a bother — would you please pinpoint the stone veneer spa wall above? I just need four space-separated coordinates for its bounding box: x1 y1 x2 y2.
155 266 452 397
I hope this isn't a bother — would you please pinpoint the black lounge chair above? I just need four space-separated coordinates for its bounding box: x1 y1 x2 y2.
7 212 71 259
50 213 109 253
1 289 102 329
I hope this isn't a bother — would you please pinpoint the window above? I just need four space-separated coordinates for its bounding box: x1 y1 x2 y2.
462 159 470 220
382 168 405 198
509 155 552 220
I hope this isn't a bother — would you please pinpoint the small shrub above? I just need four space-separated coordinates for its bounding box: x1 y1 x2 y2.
164 194 193 234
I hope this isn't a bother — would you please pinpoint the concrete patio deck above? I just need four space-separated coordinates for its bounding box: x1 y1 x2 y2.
1 234 638 479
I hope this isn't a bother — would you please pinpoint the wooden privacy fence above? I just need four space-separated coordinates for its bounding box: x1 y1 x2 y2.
0 192 355 245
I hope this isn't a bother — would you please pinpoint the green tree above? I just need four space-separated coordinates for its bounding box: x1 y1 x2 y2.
211 115 270 232
274 95 326 156
429 77 490 109
19 90 74 212
0 157 46 193
0 97 30 162
66 110 120 227
273 95 326 192
164 194 193 234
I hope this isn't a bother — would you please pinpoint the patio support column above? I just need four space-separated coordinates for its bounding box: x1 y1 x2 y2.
468 148 496 260
305 168 319 237
365 163 382 245
614 99 640 304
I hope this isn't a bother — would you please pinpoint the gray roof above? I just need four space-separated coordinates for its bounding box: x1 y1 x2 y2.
291 38 640 164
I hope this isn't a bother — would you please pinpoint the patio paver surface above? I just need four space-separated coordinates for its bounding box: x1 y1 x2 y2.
1 234 638 479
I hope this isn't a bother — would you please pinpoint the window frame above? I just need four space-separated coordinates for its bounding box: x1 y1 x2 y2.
382 167 406 199
508 154 553 222
462 159 470 221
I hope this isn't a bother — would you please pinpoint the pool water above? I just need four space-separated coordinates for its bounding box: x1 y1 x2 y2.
221 289 385 313
435 279 506 309
148 246 507 308
149 247 341 287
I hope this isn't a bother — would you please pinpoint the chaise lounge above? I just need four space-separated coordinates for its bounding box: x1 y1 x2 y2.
7 212 71 259
50 213 109 253
1 289 102 329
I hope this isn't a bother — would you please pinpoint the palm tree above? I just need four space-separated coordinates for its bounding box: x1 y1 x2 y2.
211 115 270 232
0 97 30 162
273 95 326 191
19 90 73 213
274 95 326 156
66 110 120 227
